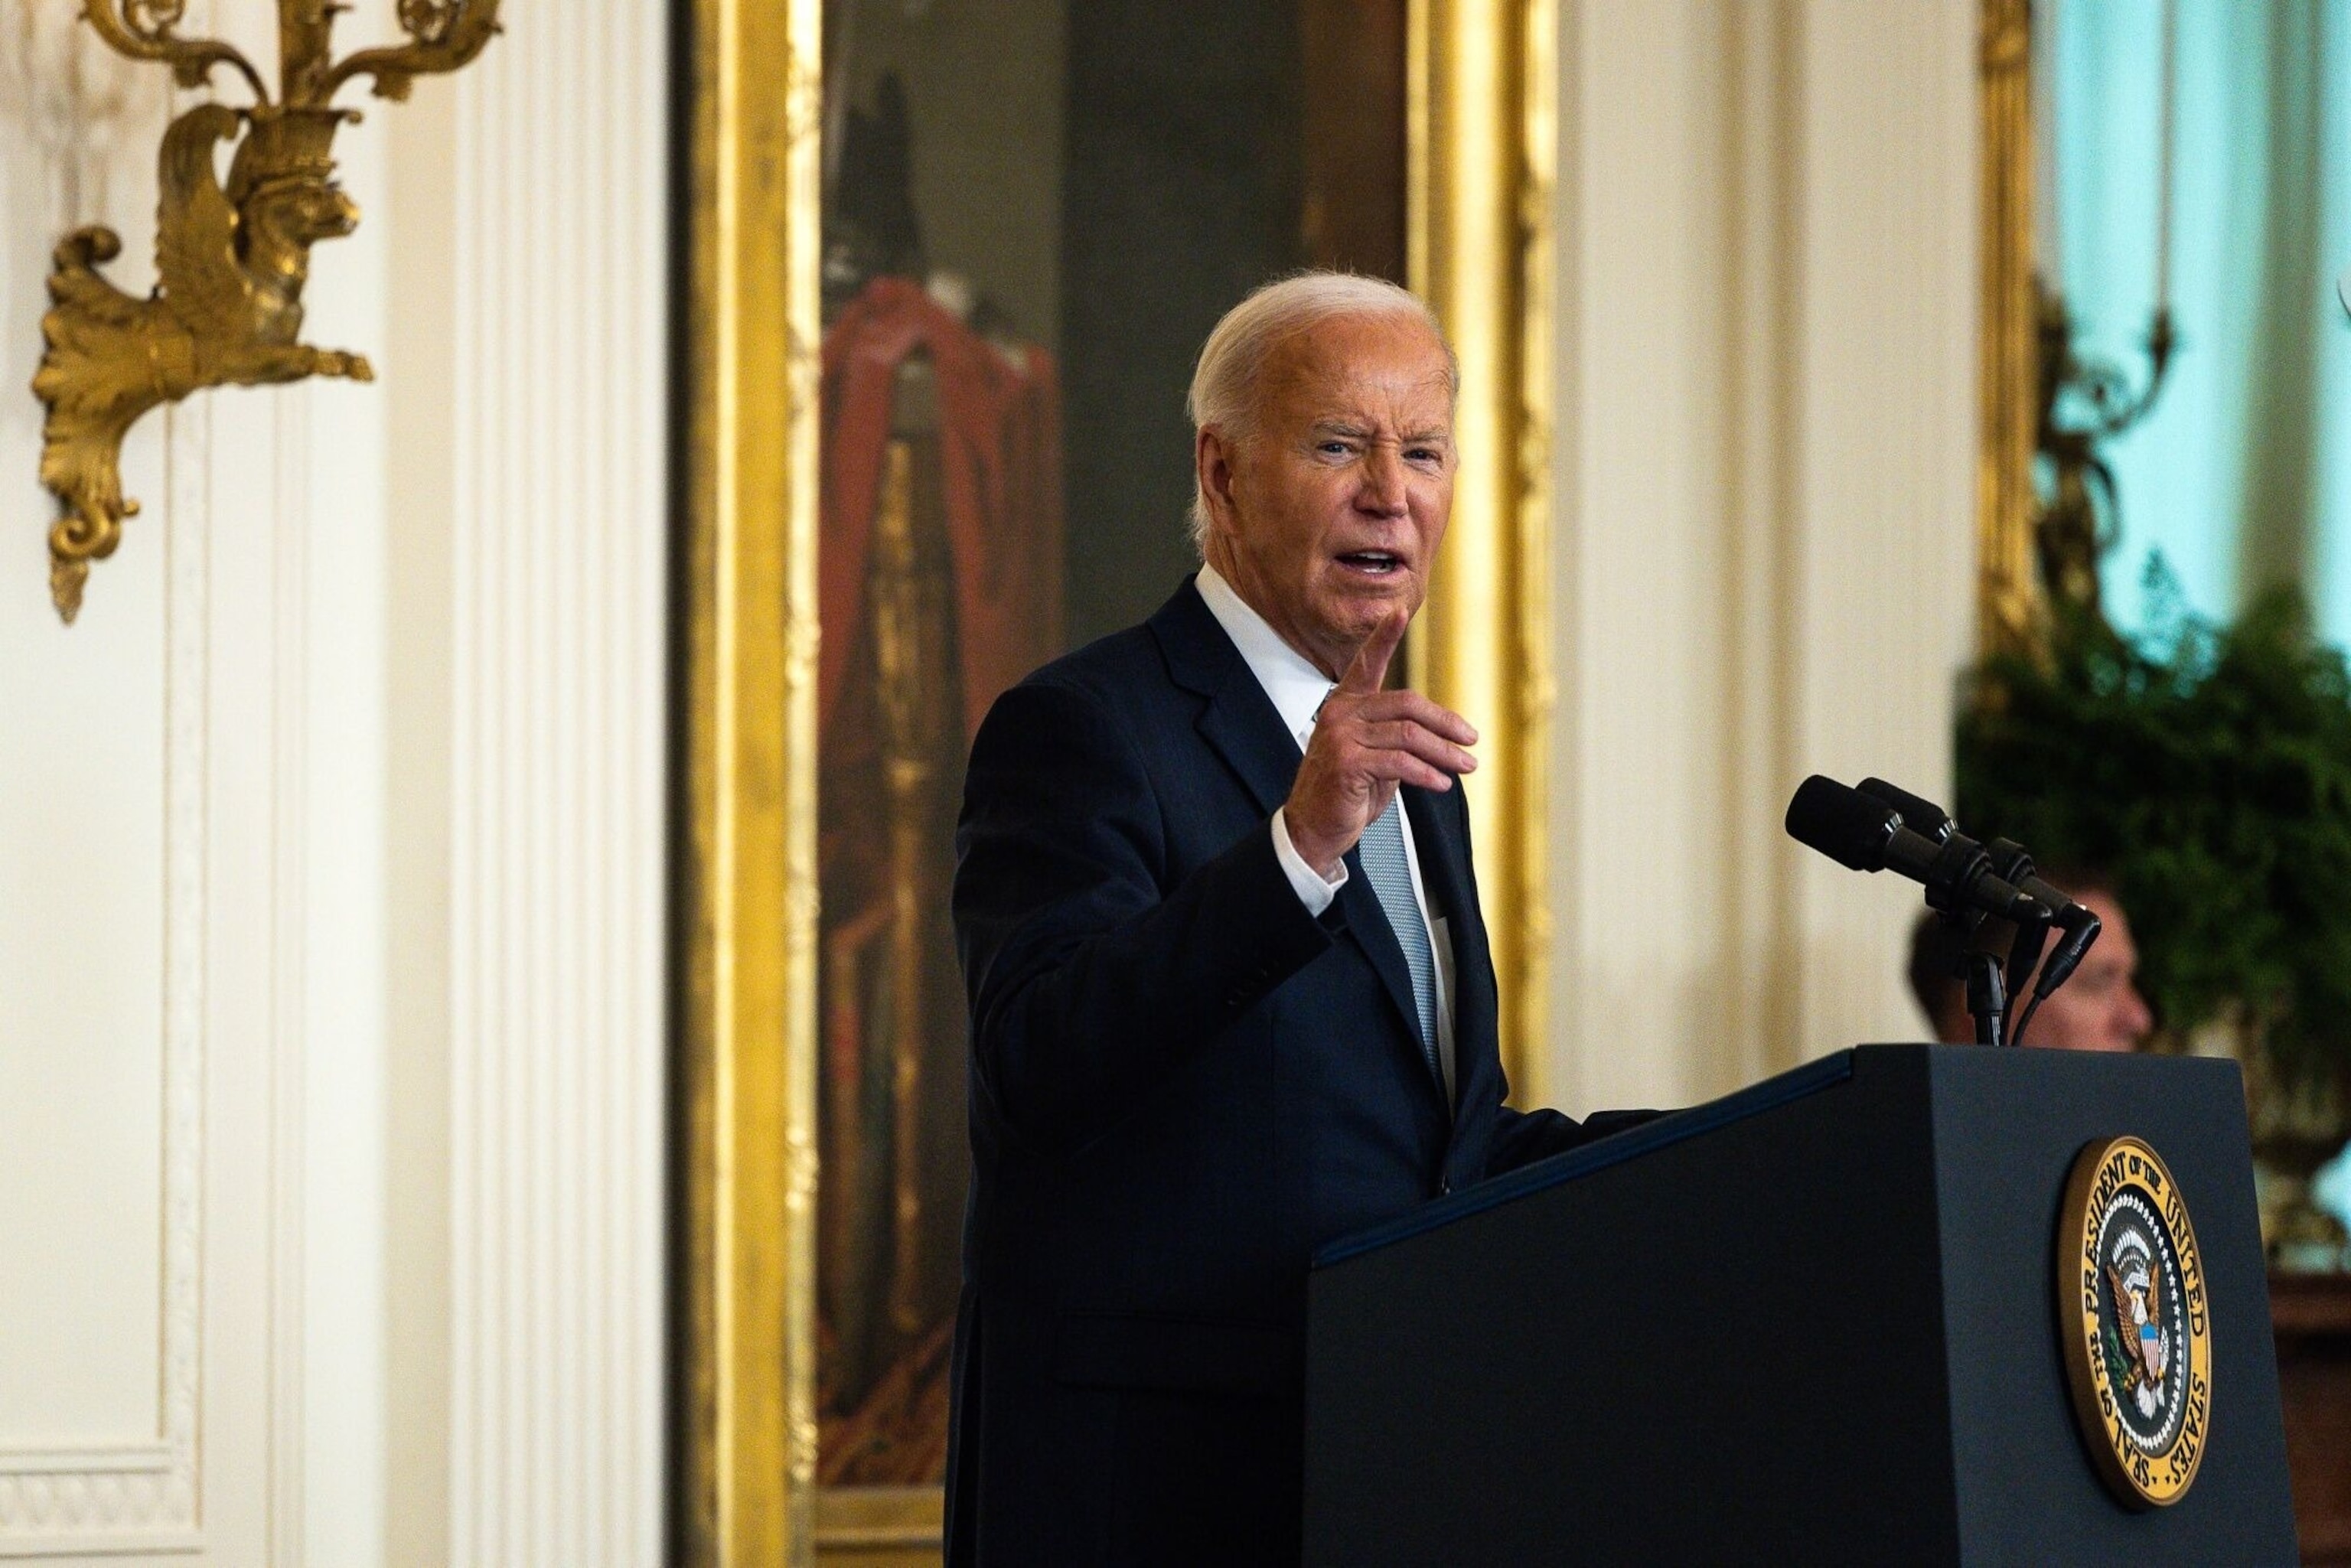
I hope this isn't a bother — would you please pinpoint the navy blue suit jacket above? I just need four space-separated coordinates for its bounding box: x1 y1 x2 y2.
946 579 1621 1564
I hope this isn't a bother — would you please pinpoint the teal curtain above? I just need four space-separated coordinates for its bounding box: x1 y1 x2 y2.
2053 2 2351 1242
2046 0 2351 641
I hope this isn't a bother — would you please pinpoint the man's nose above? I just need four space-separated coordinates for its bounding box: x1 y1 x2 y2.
1357 447 1409 515
2119 986 2154 1044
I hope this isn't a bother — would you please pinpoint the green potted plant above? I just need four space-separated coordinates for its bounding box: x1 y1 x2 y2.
1957 562 2351 1268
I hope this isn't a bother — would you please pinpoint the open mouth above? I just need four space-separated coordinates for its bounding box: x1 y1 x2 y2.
1335 550 1407 576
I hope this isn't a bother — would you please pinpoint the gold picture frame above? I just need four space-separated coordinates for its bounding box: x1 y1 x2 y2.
674 2 1556 1560
1978 0 2042 656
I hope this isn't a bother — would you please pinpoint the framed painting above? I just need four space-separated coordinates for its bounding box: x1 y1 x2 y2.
674 2 1555 1561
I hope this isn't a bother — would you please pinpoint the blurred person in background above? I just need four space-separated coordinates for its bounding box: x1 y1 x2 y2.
1907 871 2152 1052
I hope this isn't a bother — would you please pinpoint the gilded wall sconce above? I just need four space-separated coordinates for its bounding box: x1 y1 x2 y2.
29 0 501 623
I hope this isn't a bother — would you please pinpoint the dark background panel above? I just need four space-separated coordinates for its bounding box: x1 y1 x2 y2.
1060 1 1306 647
1300 0 1407 281
1060 0 1408 650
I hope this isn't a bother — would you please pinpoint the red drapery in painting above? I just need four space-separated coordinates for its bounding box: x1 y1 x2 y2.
816 274 1061 1485
820 274 1063 750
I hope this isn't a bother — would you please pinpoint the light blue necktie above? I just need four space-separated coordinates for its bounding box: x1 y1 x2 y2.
1357 797 1443 1094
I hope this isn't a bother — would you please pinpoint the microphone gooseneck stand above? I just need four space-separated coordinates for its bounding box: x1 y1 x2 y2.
1963 947 2008 1048
1786 774 2105 1051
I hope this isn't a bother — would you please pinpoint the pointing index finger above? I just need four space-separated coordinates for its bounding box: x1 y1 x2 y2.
1341 610 1410 696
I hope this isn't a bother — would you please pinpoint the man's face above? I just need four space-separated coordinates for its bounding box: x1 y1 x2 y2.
2032 890 2154 1053
1198 312 1456 679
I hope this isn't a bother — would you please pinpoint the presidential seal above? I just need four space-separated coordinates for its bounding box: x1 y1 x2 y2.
2057 1136 2212 1508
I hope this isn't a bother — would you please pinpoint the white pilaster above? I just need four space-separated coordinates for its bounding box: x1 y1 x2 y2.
442 11 670 1566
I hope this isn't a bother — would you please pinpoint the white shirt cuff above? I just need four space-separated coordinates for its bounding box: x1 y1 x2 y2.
1271 807 1346 916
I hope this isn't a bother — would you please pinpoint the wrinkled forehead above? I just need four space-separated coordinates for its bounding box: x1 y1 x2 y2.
1257 314 1459 425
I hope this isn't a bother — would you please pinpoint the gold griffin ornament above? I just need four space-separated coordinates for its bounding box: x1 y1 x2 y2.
30 0 501 623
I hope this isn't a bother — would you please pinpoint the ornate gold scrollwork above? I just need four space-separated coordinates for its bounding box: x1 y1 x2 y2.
30 0 501 623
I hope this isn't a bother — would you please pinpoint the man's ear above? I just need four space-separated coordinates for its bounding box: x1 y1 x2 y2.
1195 425 1242 536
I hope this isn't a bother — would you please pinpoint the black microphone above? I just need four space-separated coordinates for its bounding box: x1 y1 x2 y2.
1856 778 2099 984
1857 777 1954 843
2036 905 2102 992
1863 780 2051 995
1974 837 2103 1047
1979 837 2102 996
1785 776 2051 924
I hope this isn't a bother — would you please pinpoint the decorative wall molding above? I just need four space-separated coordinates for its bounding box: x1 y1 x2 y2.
0 357 210 1565
4 2 679 1561
0 0 152 235
445 6 669 1562
267 373 311 1568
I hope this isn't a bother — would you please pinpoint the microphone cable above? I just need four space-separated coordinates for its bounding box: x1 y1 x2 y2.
2009 989 2049 1051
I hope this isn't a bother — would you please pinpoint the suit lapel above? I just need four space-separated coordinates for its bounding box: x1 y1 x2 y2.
1150 579 1428 1052
1151 579 1299 818
1400 786 1470 931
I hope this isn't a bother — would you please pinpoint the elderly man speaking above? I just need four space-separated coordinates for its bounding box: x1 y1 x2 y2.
948 274 1635 1564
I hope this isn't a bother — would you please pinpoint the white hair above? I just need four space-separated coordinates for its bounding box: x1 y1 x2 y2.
1184 271 1458 554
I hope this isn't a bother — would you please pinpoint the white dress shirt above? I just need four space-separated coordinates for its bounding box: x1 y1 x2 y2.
1192 562 1457 1101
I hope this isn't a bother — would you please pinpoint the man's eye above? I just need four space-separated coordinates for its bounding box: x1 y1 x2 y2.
1318 441 1352 457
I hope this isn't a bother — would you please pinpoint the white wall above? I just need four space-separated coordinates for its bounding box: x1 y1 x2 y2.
2 3 377 1556
0 3 668 1563
1549 0 1978 1114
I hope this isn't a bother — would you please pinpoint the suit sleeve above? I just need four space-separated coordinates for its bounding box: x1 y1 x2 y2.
953 676 1337 1154
1486 1100 1661 1174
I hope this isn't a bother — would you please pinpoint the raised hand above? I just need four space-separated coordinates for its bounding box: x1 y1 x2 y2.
1283 610 1478 879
